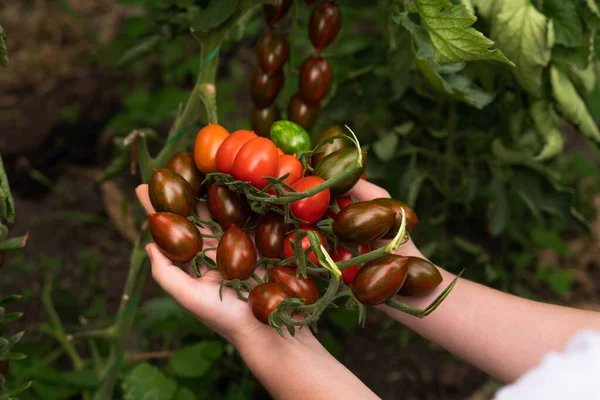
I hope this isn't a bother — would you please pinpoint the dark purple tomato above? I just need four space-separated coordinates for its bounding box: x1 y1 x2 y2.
149 212 203 263
165 152 204 196
249 282 290 324
313 148 367 196
311 125 352 166
217 225 257 281
333 202 395 244
250 104 281 137
250 67 284 108
256 212 287 259
309 2 342 52
352 255 409 305
299 56 332 105
263 0 293 26
206 184 250 230
369 198 419 235
397 257 443 297
287 92 320 131
268 266 319 305
148 168 196 217
257 31 289 76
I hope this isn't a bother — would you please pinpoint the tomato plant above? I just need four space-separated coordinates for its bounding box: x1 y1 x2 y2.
207 184 250 230
256 31 289 76
287 93 321 131
352 255 409 305
309 2 342 52
149 212 203 263
232 137 279 189
268 266 319 305
217 225 257 281
248 283 290 324
333 202 395 244
331 244 370 285
256 212 287 259
289 176 330 224
148 168 196 217
250 67 284 108
398 257 443 297
299 56 332 105
283 227 325 266
276 154 303 186
194 124 230 174
215 129 257 175
250 104 280 137
313 148 366 196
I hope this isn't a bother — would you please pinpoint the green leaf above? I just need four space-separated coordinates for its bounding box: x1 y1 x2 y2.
190 0 239 33
490 0 554 94
0 295 21 306
551 65 600 142
0 234 28 252
531 227 568 255
117 35 162 67
543 0 586 47
169 341 223 378
487 176 508 236
0 24 7 67
410 0 513 65
529 99 564 160
394 12 495 109
0 155 16 223
122 363 178 400
3 381 33 398
173 387 196 400
372 133 399 162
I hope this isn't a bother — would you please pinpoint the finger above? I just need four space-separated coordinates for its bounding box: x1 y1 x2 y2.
348 180 391 202
136 184 155 215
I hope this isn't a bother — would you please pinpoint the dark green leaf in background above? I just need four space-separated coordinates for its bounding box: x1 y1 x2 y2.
122 363 178 400
190 0 239 33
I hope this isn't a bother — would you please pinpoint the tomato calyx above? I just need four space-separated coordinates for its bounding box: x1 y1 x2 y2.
219 278 253 301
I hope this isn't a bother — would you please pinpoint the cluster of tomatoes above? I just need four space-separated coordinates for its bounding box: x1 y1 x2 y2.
250 1 341 135
147 120 443 330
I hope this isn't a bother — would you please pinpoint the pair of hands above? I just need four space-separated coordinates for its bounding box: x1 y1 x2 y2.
136 180 424 347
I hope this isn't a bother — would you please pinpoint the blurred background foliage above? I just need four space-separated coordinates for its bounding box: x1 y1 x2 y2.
1 0 600 398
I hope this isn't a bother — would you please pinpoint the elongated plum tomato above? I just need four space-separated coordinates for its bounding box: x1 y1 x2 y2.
250 67 284 108
283 227 325 266
194 124 230 174
326 195 354 218
309 1 342 52
331 244 370 285
256 213 286 259
268 266 319 305
251 104 280 137
333 201 395 244
299 56 332 105
207 184 250 230
149 212 203 263
148 168 196 217
311 125 352 166
288 92 320 131
263 0 292 26
217 225 257 281
249 282 290 324
276 154 303 186
352 255 409 305
289 176 330 224
257 31 289 76
313 148 367 196
165 152 204 196
397 257 443 297
215 130 257 175
369 198 419 235
232 137 279 189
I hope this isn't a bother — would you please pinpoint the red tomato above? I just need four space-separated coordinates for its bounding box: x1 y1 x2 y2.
194 124 230 174
289 176 330 224
331 244 370 285
277 147 285 156
215 130 257 175
232 137 279 189
326 195 353 218
276 154 303 186
283 227 325 266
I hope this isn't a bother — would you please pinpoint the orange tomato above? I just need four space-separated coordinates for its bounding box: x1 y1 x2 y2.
194 124 230 174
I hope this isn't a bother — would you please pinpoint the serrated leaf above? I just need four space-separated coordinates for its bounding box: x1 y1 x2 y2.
169 341 223 378
490 0 554 94
410 0 513 65
0 24 7 67
394 12 495 109
372 133 399 161
543 0 586 47
190 0 239 33
0 156 15 223
551 65 600 142
469 0 493 20
122 363 178 400
529 99 564 160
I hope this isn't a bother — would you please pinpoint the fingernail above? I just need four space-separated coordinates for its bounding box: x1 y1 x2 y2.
145 244 154 261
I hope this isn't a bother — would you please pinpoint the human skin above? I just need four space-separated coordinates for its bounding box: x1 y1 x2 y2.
137 180 600 397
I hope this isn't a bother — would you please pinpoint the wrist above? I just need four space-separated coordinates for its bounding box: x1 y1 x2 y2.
232 323 320 355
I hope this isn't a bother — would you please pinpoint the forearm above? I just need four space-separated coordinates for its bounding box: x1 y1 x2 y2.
380 268 600 383
235 330 379 400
